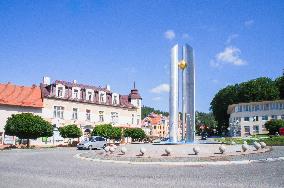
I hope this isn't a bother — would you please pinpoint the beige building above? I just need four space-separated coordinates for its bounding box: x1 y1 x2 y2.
227 100 284 137
41 78 142 141
0 77 142 145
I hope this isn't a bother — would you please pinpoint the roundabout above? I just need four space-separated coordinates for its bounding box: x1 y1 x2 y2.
74 143 281 166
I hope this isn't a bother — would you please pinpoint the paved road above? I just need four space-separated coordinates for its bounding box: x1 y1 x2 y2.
0 148 283 188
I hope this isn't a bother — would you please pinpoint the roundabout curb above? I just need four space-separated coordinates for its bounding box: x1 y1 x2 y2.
74 153 284 166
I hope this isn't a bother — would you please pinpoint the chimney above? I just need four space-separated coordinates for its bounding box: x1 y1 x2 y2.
106 84 111 91
73 80 77 84
43 76 51 85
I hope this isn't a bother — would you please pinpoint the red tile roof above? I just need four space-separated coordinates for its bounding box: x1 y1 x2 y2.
0 83 43 108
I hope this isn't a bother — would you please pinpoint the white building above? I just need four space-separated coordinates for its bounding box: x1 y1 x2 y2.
227 100 284 137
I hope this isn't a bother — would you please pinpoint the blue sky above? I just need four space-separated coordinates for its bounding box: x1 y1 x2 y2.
0 0 283 112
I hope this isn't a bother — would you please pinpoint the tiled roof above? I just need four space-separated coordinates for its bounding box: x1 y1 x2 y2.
0 83 43 108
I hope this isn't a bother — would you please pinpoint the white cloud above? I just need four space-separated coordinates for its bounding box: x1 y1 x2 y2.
164 30 175 40
244 19 254 27
152 97 161 101
226 34 239 44
182 33 190 39
210 46 247 68
211 79 219 84
150 84 170 93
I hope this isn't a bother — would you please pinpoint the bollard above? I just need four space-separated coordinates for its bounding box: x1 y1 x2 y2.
109 147 115 154
242 144 248 152
193 146 200 155
104 146 110 152
165 147 172 156
253 142 261 150
140 147 146 156
121 147 127 155
219 145 226 154
259 142 266 149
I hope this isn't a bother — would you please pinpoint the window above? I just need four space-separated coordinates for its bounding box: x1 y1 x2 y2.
137 115 140 125
237 105 242 112
137 100 140 107
72 108 78 120
73 89 79 99
244 105 250 112
100 93 105 103
99 111 104 122
270 103 277 110
57 87 63 97
53 106 64 119
262 124 267 131
131 114 134 124
253 125 259 134
87 92 93 101
262 115 268 121
280 103 284 110
281 115 284 120
113 96 118 105
271 115 277 120
253 116 258 122
255 105 260 111
244 117 250 121
86 110 91 121
264 104 269 111
244 126 250 135
111 112 118 124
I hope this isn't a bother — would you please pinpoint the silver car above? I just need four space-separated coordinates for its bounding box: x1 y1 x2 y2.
77 136 107 150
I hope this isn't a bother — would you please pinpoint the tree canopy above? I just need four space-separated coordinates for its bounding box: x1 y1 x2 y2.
59 124 82 139
124 128 146 142
265 120 284 135
4 113 53 147
210 77 281 134
91 124 122 140
141 106 169 119
195 111 218 135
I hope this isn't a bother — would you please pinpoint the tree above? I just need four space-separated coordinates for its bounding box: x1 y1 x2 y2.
195 111 218 135
109 127 122 140
91 124 113 139
58 124 82 140
210 77 280 134
4 113 53 148
141 106 169 119
275 76 284 99
265 120 284 135
124 128 146 142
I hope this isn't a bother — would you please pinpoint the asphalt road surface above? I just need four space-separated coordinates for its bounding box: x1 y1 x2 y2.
0 148 283 188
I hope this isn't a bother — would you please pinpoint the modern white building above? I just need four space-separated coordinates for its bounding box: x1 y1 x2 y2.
227 100 284 137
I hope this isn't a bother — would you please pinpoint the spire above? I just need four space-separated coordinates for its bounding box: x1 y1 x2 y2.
133 81 136 89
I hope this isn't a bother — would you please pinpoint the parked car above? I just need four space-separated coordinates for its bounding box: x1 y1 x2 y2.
77 136 107 150
201 131 208 140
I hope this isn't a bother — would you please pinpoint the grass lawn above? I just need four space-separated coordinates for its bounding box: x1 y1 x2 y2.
214 135 284 146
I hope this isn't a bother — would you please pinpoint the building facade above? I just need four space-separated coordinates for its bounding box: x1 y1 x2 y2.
227 100 284 137
0 83 43 145
141 113 169 139
0 77 142 145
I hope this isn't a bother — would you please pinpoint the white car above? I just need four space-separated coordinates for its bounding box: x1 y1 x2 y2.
77 136 107 150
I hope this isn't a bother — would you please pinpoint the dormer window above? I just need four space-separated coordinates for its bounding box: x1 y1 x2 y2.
99 91 106 103
57 87 63 97
74 89 79 98
85 89 94 102
112 93 119 105
56 84 65 98
72 87 81 100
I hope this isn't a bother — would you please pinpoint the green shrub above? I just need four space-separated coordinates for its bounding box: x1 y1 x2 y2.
265 120 284 135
